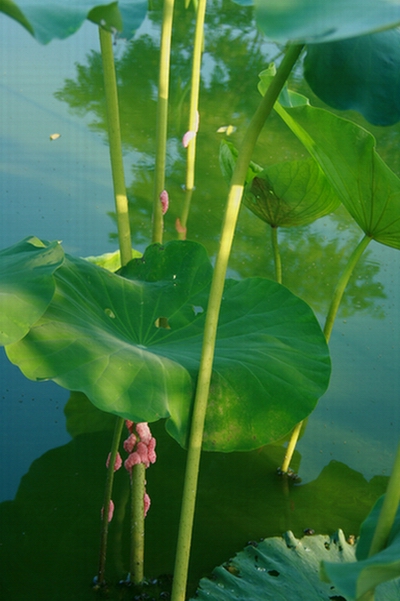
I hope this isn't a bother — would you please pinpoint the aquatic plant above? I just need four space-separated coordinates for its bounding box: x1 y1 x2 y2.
1 1 400 600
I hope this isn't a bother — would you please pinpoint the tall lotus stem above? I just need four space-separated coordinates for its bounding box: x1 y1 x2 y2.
97 26 133 585
98 27 132 266
179 0 207 239
152 0 176 244
170 44 304 601
281 234 372 473
97 417 125 585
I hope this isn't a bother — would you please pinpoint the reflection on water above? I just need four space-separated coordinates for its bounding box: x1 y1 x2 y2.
0 0 400 598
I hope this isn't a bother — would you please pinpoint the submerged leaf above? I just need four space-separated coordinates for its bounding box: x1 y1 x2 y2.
0 236 64 345
4 239 330 451
304 29 400 126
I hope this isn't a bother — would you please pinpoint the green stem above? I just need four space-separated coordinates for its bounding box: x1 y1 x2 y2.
281 421 302 474
323 234 371 343
368 441 400 557
98 27 132 266
97 28 134 585
97 416 125 585
152 0 176 244
184 0 207 193
281 234 372 473
270 226 282 283
170 44 303 601
130 462 146 584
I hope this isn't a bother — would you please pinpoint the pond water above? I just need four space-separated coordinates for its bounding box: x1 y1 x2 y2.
1 1 400 599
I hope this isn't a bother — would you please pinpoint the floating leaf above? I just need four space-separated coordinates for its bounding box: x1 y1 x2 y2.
1 0 147 44
191 530 400 601
321 497 400 599
0 237 64 346
266 89 400 249
4 239 330 451
254 0 400 44
304 28 400 126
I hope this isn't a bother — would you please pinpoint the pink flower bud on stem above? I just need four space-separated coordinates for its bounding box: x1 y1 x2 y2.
160 189 169 215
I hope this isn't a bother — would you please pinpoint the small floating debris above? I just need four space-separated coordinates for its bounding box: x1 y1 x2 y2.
49 133 61 141
217 124 237 135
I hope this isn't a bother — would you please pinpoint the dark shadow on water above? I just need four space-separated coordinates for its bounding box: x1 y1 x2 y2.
0 402 388 601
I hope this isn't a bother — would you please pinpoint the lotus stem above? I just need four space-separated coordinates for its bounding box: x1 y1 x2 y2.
323 234 371 341
97 26 133 586
281 234 372 473
170 43 304 601
270 226 282 283
130 462 146 583
98 27 132 266
367 441 400 558
97 416 125 585
179 0 207 237
152 0 176 244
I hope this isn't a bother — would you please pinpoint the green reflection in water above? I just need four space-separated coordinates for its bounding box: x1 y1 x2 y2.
55 0 386 323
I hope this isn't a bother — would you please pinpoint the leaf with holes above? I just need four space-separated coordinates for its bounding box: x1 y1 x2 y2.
5 239 330 451
191 530 400 601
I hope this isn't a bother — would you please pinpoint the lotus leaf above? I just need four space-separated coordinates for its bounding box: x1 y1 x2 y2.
0 236 64 346
4 239 330 452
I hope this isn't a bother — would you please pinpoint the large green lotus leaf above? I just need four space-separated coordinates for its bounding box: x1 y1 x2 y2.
5 240 330 451
191 530 400 601
243 159 340 228
254 0 400 44
0 0 147 44
0 236 64 346
271 98 400 249
304 29 400 126
321 497 400 598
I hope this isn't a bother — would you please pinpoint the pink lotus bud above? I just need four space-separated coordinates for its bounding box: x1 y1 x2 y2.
144 493 151 517
182 129 196 148
126 420 134 433
136 422 152 445
123 433 137 454
124 451 142 473
136 441 150 467
106 451 122 471
147 437 157 464
160 190 169 215
101 499 115 522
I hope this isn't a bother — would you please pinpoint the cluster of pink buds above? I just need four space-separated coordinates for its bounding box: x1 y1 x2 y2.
102 421 157 522
123 421 157 472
